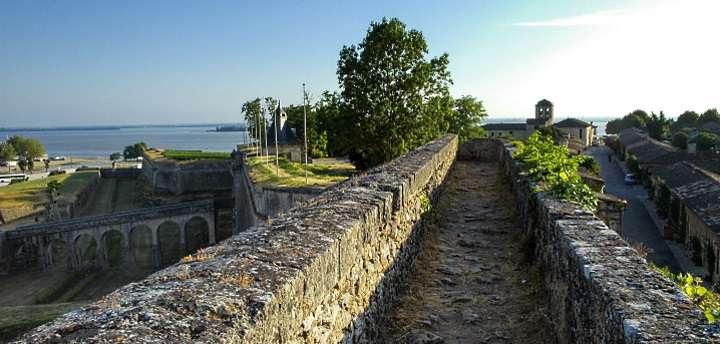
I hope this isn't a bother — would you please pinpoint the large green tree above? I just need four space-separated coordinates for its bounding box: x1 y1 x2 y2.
0 142 17 162
674 110 699 131
337 17 453 169
7 136 46 172
646 111 671 140
242 98 263 141
314 91 345 157
123 142 147 160
606 109 649 134
448 95 487 142
700 108 720 124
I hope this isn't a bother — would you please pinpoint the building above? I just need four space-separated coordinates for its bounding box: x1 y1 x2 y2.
651 162 720 281
554 118 595 148
483 99 596 149
267 101 297 145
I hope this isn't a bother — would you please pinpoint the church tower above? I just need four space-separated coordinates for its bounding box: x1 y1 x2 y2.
535 99 554 126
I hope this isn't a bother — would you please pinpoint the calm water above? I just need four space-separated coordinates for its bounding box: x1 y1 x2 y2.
0 117 613 159
0 125 250 158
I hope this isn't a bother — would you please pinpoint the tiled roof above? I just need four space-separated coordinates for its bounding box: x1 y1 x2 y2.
618 128 648 146
483 123 526 131
626 139 676 164
554 118 592 128
655 162 720 233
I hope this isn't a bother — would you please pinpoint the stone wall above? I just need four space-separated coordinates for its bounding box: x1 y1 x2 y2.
100 167 142 179
460 139 717 343
141 155 232 195
596 193 627 235
18 135 458 343
230 152 323 232
16 136 720 343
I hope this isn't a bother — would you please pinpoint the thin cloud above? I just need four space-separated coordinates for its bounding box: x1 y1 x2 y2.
512 9 630 27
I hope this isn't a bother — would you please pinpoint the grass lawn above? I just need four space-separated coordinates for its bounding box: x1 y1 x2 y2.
0 302 85 341
161 150 231 161
247 156 355 187
0 171 97 209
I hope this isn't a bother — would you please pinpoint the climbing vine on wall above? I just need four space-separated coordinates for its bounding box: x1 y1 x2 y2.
513 132 597 210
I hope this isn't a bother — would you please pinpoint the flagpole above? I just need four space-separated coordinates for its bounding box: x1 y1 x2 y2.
263 102 269 167
303 83 308 184
274 100 280 176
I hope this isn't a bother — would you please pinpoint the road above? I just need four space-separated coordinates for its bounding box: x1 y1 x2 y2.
587 146 681 272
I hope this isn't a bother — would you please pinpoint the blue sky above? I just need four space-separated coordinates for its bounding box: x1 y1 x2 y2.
1 0 718 127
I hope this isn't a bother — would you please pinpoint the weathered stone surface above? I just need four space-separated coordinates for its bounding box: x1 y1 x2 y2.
467 138 720 343
16 136 720 343
17 135 458 343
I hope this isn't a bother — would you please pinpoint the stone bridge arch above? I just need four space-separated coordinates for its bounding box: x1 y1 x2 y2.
157 220 183 266
74 233 98 271
102 229 124 267
184 216 210 254
129 225 154 268
1 200 216 274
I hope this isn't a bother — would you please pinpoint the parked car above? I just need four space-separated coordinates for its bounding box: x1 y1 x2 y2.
49 169 67 176
624 173 638 185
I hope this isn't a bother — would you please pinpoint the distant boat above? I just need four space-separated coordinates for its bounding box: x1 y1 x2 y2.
212 125 246 132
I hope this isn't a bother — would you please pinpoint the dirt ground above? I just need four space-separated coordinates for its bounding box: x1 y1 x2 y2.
379 161 557 344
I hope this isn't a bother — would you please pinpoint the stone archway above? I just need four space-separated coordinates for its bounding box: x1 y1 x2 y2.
184 216 209 254
14 241 40 270
129 225 153 268
46 239 68 270
74 234 98 271
102 230 124 267
157 221 182 266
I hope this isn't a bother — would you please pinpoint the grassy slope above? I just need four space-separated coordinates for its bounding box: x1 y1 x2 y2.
162 150 230 160
0 303 85 341
0 171 97 209
247 156 355 187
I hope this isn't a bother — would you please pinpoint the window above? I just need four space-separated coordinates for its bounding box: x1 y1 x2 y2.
509 131 513 135
579 129 583 139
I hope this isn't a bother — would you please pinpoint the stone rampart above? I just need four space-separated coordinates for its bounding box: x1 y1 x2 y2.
141 154 232 195
100 167 142 179
18 134 458 343
460 139 717 343
17 136 720 343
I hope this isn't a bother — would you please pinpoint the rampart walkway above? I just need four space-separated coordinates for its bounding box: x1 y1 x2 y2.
380 160 556 343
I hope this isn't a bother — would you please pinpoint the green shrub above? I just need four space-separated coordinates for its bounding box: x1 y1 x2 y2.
652 264 720 323
162 150 230 161
513 132 597 210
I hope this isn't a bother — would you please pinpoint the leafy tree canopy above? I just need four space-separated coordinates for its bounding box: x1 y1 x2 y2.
694 132 719 152
7 135 46 161
672 132 688 150
700 108 720 124
449 95 487 142
0 142 17 162
242 98 263 140
674 110 699 131
647 111 671 140
123 142 148 160
337 17 453 169
110 152 122 161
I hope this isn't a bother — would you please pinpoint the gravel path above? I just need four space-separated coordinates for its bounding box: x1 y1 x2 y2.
379 161 557 344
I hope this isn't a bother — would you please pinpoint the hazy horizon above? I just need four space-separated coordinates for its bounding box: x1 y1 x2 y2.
2 0 718 127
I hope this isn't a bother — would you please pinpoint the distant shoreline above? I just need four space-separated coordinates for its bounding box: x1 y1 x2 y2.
0 123 246 132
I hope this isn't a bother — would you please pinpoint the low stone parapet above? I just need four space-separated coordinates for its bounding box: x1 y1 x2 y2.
18 135 459 343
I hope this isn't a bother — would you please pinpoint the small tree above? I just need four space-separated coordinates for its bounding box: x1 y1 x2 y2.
448 95 487 142
123 142 148 160
18 159 27 173
43 159 50 171
110 152 122 161
0 142 16 171
672 132 688 149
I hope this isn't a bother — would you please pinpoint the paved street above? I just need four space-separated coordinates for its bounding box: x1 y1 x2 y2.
588 146 681 272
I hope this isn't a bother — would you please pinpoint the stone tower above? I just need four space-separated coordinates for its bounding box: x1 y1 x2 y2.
535 99 554 126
